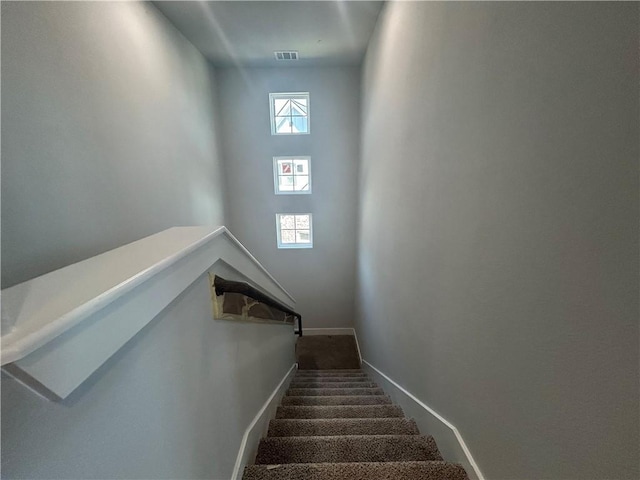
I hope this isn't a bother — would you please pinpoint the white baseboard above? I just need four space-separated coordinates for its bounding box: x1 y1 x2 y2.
303 328 362 366
362 360 484 480
230 363 297 480
351 329 363 366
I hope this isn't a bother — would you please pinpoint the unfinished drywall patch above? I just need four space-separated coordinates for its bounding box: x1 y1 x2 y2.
210 274 297 325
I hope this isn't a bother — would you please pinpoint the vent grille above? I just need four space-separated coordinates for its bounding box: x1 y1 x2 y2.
274 51 299 61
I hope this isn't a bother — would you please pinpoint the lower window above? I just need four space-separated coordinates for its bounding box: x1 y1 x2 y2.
276 214 313 249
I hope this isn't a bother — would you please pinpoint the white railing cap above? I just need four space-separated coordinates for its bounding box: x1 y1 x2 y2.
1 226 295 366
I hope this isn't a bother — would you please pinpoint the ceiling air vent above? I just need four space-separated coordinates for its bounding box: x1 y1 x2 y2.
274 51 299 61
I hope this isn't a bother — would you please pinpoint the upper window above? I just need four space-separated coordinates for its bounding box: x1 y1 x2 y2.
273 156 311 194
269 92 310 135
276 214 313 249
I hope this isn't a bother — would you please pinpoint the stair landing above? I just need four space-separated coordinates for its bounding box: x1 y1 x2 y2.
295 335 360 370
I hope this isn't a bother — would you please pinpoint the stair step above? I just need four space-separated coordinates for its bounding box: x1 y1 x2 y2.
295 371 368 378
281 395 392 406
296 368 365 375
293 376 370 383
276 405 404 419
243 461 469 480
254 435 443 464
289 381 377 389
287 387 384 396
268 418 420 436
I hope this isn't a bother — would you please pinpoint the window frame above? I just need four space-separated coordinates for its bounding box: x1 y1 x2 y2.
276 213 313 249
269 92 310 136
273 156 312 195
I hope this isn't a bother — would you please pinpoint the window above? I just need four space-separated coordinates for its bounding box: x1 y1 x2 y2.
273 156 311 194
276 214 313 249
269 92 310 135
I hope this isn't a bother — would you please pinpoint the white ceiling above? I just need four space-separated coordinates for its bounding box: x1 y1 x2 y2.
154 1 385 67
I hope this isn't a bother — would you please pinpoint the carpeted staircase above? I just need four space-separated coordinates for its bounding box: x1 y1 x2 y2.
242 369 469 480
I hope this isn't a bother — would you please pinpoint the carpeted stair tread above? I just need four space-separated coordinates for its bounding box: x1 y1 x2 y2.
268 418 420 436
242 364 469 479
292 376 371 383
276 405 404 419
254 435 443 464
281 395 393 406
296 369 364 374
242 461 469 480
289 381 377 389
287 387 384 396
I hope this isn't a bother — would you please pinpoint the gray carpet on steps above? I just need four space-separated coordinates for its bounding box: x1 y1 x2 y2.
243 368 469 479
242 461 469 480
296 336 361 370
290 376 371 382
295 369 364 375
281 395 392 406
288 381 377 388
287 387 384 396
255 435 443 463
295 371 367 377
276 405 405 419
268 418 420 436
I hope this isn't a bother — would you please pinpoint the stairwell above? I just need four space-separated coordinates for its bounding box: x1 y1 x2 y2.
242 367 470 479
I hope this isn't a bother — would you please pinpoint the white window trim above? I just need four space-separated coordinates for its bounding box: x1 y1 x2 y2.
276 213 313 249
273 156 312 195
269 92 310 136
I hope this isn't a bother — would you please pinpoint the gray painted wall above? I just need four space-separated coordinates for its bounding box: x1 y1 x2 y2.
356 2 639 479
1 6 299 477
217 67 360 329
1 268 296 479
1 1 227 288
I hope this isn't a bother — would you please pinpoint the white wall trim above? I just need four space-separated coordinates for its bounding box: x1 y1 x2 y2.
230 362 297 480
351 328 363 366
1 226 295 366
362 360 485 480
1 226 297 399
222 227 296 303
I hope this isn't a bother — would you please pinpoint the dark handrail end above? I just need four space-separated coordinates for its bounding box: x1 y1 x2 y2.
295 316 303 337
214 274 303 337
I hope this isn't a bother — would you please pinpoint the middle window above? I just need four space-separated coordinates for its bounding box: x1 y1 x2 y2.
273 156 311 194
